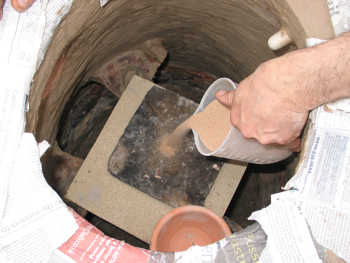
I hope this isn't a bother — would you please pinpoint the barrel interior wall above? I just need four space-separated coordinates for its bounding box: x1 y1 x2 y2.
27 0 284 143
24 0 306 243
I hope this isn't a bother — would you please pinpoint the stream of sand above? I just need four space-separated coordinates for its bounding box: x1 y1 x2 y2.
160 100 232 157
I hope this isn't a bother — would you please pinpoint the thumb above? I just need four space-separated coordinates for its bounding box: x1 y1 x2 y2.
216 90 235 108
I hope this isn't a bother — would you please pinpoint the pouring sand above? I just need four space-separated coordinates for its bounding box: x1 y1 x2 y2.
160 100 232 157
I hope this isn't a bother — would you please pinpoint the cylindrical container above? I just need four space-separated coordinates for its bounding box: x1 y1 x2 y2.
150 205 231 252
192 78 292 164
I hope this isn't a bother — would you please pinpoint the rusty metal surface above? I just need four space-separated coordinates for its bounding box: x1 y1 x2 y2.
108 86 223 207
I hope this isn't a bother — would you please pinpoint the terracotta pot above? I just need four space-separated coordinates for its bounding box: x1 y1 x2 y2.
150 205 231 252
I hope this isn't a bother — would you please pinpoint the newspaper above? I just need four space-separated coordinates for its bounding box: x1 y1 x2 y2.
0 133 78 262
37 0 73 68
250 105 350 263
50 211 150 263
0 0 47 220
52 210 267 263
249 193 322 263
285 107 350 261
0 0 78 262
302 202 350 261
328 0 350 36
327 99 350 112
286 107 350 204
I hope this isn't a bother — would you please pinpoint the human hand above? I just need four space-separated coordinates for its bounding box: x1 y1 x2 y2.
0 0 35 19
216 59 309 152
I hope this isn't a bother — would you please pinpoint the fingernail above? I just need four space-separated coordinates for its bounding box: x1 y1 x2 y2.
216 90 227 97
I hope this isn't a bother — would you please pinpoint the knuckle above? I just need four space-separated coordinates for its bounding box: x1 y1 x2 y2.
231 117 238 127
276 137 289 145
258 137 272 145
230 113 239 126
241 128 253 139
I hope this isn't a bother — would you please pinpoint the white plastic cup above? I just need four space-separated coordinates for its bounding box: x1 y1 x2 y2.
192 78 292 164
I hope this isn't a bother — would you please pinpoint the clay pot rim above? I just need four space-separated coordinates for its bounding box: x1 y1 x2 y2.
150 205 231 251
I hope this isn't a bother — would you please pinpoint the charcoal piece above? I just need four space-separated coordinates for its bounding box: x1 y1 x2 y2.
108 86 223 207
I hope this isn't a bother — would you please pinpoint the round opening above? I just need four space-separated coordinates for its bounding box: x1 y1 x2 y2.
151 205 231 252
28 0 298 247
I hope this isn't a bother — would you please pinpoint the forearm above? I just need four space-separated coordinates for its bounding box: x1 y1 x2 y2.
315 33 350 106
269 33 350 111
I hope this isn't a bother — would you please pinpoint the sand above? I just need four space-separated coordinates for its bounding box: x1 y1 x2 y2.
160 100 232 157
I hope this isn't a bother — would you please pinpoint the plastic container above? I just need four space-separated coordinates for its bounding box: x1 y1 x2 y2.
150 205 231 252
192 78 292 164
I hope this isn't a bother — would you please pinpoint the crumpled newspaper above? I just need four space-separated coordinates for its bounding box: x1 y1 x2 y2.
250 105 350 263
0 0 77 262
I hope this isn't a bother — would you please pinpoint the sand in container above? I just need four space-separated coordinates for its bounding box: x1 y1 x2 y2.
160 100 231 157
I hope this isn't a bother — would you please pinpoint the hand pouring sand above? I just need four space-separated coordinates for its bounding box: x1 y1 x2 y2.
161 78 292 164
